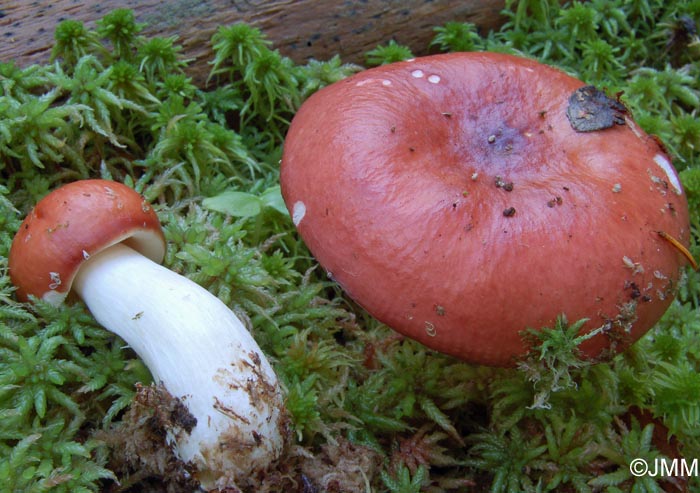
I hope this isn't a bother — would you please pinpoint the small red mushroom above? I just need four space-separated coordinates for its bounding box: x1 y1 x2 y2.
9 179 287 489
9 179 166 305
280 52 692 367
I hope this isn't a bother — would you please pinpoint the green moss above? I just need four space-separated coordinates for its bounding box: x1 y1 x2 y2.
1 1 699 491
365 40 415 66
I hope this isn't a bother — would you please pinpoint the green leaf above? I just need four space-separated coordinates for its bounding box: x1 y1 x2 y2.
33 388 47 419
203 190 262 217
203 185 287 217
260 185 288 214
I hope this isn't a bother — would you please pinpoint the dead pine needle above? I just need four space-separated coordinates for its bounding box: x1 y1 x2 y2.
658 230 699 271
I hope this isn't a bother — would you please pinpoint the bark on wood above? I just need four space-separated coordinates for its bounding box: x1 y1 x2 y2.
0 0 506 85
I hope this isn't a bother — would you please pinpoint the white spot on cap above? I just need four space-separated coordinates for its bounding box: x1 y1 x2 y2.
622 256 644 275
427 74 441 84
653 154 682 195
292 201 306 226
48 272 62 289
356 78 393 88
411 69 424 78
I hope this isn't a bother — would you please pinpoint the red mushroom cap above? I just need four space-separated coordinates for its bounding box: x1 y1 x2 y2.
9 179 165 305
280 52 692 367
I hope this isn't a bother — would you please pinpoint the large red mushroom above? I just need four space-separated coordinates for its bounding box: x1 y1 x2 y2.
280 52 692 367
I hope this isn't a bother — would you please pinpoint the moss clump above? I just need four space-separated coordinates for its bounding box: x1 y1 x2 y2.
1 1 699 491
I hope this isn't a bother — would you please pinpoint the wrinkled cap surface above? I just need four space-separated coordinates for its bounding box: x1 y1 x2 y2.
280 52 691 366
9 179 166 306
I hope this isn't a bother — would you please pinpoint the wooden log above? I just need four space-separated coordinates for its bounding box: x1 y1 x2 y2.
0 0 506 86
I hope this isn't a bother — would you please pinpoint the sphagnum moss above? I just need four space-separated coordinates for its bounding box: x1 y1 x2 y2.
1 1 699 492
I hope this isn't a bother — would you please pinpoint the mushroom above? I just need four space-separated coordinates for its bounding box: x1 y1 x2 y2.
280 52 692 367
8 179 287 489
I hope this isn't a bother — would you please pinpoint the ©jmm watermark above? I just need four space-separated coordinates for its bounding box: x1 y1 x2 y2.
630 458 699 477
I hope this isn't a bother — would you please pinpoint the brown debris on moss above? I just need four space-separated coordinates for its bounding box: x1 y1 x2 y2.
97 383 200 493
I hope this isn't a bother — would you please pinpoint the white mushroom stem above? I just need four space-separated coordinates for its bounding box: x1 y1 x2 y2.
72 242 286 490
